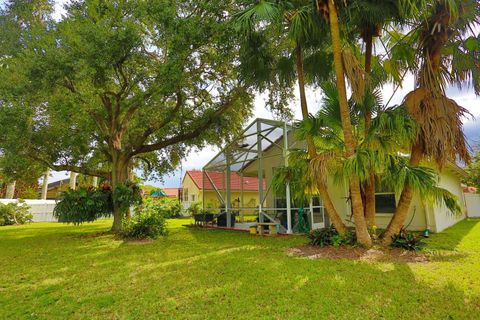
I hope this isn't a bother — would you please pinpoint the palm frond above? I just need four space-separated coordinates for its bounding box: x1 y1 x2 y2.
233 0 282 33
403 88 471 165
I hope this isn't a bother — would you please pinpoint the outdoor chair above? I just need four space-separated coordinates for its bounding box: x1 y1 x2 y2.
193 213 215 226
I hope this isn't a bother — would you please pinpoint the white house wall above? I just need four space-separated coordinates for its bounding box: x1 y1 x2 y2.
430 169 467 232
332 179 428 231
464 193 480 218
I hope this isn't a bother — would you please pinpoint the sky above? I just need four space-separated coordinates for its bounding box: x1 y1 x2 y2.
13 1 480 187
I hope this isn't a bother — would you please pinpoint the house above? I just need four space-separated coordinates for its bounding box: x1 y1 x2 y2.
162 188 182 199
201 118 468 233
44 178 71 200
181 170 262 215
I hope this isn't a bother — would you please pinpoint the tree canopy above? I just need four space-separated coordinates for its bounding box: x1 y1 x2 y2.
0 0 258 230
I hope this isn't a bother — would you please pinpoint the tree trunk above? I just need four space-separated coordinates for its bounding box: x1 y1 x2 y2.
125 160 135 220
41 169 49 200
363 32 376 227
111 156 129 232
382 142 423 245
327 0 371 246
69 172 77 190
295 44 347 234
5 181 16 199
92 176 98 187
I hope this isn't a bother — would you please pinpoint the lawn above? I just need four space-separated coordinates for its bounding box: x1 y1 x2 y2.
1 219 480 319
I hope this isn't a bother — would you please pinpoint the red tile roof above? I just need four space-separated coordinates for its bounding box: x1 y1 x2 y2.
185 170 264 191
463 186 477 193
162 188 181 197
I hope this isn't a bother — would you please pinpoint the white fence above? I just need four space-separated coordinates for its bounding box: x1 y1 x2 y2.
0 199 57 222
464 193 480 218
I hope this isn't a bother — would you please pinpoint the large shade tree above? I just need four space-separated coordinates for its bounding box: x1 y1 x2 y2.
0 0 255 231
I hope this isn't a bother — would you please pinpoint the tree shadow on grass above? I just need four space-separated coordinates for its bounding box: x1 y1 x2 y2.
3 222 480 319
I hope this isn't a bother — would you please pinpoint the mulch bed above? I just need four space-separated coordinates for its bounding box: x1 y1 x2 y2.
287 245 429 263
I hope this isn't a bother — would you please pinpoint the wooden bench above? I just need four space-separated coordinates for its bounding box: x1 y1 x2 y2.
256 222 278 235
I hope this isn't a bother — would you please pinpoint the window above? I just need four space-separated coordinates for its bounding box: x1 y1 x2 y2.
375 179 397 214
375 193 396 214
183 188 189 202
191 194 196 202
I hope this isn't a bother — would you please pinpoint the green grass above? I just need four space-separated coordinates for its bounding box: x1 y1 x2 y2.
1 219 480 319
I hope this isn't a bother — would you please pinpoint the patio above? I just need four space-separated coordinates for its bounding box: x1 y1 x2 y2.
200 118 326 234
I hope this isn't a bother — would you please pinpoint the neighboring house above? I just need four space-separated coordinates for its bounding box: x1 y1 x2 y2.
181 170 261 215
202 118 469 233
44 178 71 200
162 188 182 199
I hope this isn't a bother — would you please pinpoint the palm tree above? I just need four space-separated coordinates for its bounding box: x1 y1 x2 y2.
312 0 372 246
346 0 423 227
382 0 480 244
296 82 463 234
235 0 348 234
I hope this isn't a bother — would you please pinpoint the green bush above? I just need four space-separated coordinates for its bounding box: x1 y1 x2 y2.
53 187 113 224
112 181 143 212
308 226 356 247
0 201 33 226
121 205 168 240
187 201 202 216
54 182 143 225
391 229 425 251
141 198 182 219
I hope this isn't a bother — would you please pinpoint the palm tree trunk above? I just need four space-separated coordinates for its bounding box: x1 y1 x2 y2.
295 44 347 234
381 142 423 245
327 0 371 246
363 32 376 227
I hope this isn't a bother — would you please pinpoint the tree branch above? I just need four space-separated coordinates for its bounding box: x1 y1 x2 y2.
132 91 241 155
30 155 111 179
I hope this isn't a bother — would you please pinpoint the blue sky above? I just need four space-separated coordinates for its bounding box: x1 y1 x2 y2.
3 0 479 187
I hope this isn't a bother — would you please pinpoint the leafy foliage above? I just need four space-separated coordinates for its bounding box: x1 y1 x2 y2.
308 226 356 247
112 181 143 213
187 201 202 217
463 148 480 191
390 228 425 251
53 187 113 225
54 182 142 224
141 198 182 219
0 201 32 226
121 206 168 240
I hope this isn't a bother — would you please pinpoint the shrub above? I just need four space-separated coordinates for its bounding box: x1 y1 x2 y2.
54 187 112 224
391 228 425 251
54 182 143 225
0 201 33 226
112 181 143 212
164 199 182 218
141 198 182 219
121 206 168 240
308 226 356 247
187 201 202 216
